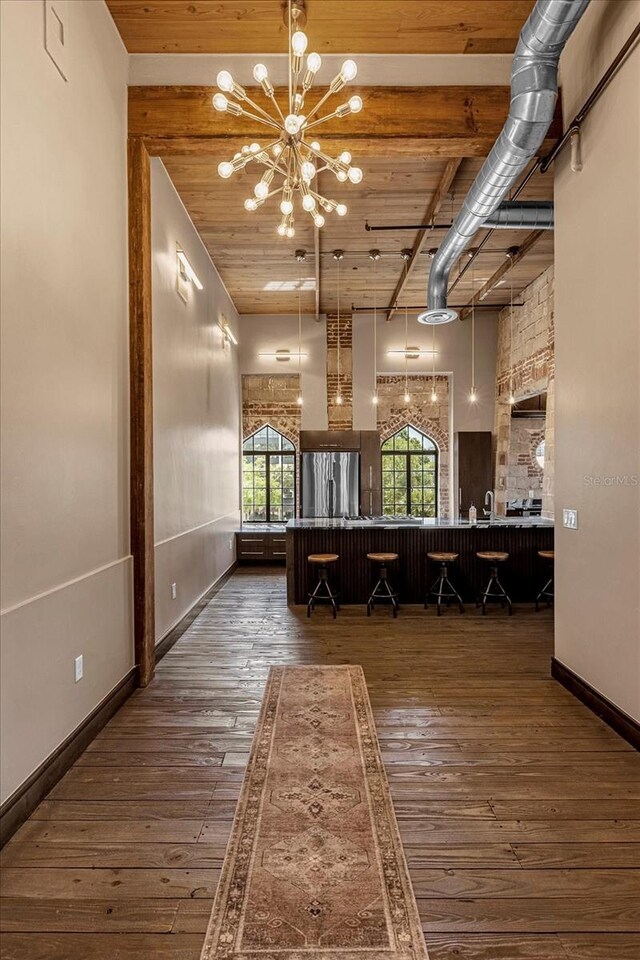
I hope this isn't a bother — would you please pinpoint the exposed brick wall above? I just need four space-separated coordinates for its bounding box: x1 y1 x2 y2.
494 265 554 518
376 374 451 518
506 416 546 501
326 312 353 430
242 374 302 449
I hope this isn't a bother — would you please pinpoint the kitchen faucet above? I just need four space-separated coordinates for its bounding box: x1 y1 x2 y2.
485 489 496 522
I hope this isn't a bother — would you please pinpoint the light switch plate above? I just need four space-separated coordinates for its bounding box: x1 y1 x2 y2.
74 654 83 682
44 0 69 80
563 508 578 530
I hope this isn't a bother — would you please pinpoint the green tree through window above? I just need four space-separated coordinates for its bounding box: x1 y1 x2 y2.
243 426 296 522
381 425 438 517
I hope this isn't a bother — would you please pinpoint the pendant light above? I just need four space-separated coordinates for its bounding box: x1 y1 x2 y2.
401 250 411 404
469 254 478 404
508 250 516 406
430 323 437 403
369 249 380 406
333 250 344 405
295 249 305 406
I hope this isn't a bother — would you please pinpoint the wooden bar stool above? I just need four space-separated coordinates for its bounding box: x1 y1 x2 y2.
367 553 399 617
476 551 512 615
536 549 555 610
307 554 339 619
425 552 464 615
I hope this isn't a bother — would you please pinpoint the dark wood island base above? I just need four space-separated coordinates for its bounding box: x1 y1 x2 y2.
286 520 554 606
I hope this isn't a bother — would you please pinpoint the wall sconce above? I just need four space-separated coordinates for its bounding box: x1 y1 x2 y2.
218 318 238 346
387 347 436 359
258 349 308 361
176 244 203 299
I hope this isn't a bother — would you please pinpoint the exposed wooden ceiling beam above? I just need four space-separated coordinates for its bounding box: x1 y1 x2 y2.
385 158 462 322
129 85 562 158
458 230 545 319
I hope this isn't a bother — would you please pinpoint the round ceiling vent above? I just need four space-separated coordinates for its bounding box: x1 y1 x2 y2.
417 307 458 325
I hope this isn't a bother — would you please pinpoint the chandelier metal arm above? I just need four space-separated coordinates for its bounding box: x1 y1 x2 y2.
213 5 362 239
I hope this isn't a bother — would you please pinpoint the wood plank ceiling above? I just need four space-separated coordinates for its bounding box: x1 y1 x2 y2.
106 1 536 55
112 0 556 317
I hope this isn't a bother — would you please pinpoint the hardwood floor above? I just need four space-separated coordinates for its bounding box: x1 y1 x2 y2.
1 567 639 960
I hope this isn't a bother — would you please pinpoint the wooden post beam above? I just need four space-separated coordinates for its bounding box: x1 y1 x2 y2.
128 137 156 687
458 230 545 320
386 158 462 322
129 85 562 158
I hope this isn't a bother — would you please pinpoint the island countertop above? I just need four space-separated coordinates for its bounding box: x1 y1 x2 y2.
286 516 554 605
286 516 553 530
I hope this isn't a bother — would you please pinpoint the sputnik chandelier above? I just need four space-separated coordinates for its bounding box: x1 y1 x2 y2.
213 0 364 239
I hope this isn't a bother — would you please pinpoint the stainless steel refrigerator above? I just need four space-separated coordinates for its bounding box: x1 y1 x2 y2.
301 452 360 518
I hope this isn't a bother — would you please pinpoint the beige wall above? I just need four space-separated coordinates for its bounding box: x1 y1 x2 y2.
554 0 640 720
151 160 241 642
0 0 131 802
239 314 328 431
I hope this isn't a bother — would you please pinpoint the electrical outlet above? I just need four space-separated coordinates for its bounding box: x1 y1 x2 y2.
563 508 578 530
74 655 83 682
171 582 177 600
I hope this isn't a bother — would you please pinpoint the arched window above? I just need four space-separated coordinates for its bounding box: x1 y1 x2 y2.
242 425 296 522
381 425 438 517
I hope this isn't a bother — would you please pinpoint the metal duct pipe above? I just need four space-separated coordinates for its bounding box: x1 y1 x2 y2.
418 0 589 325
482 201 554 229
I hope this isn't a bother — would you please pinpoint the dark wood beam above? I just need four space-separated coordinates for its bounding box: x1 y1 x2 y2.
458 230 545 320
129 85 562 158
128 137 156 688
386 158 462 321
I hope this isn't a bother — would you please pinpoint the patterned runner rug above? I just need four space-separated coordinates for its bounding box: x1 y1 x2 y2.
201 664 428 960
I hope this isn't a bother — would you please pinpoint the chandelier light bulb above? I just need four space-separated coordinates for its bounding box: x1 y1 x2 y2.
372 394 379 406
213 93 229 112
469 388 478 403
431 390 438 403
404 392 411 404
284 114 302 135
341 59 358 82
212 11 362 240
296 394 303 406
336 394 343 405
253 63 268 83
216 70 234 93
509 394 516 405
292 31 308 56
301 161 316 181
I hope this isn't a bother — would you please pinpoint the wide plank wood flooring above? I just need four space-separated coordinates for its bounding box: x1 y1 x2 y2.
1 567 639 960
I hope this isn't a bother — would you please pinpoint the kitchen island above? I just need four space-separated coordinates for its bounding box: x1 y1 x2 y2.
286 517 554 606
